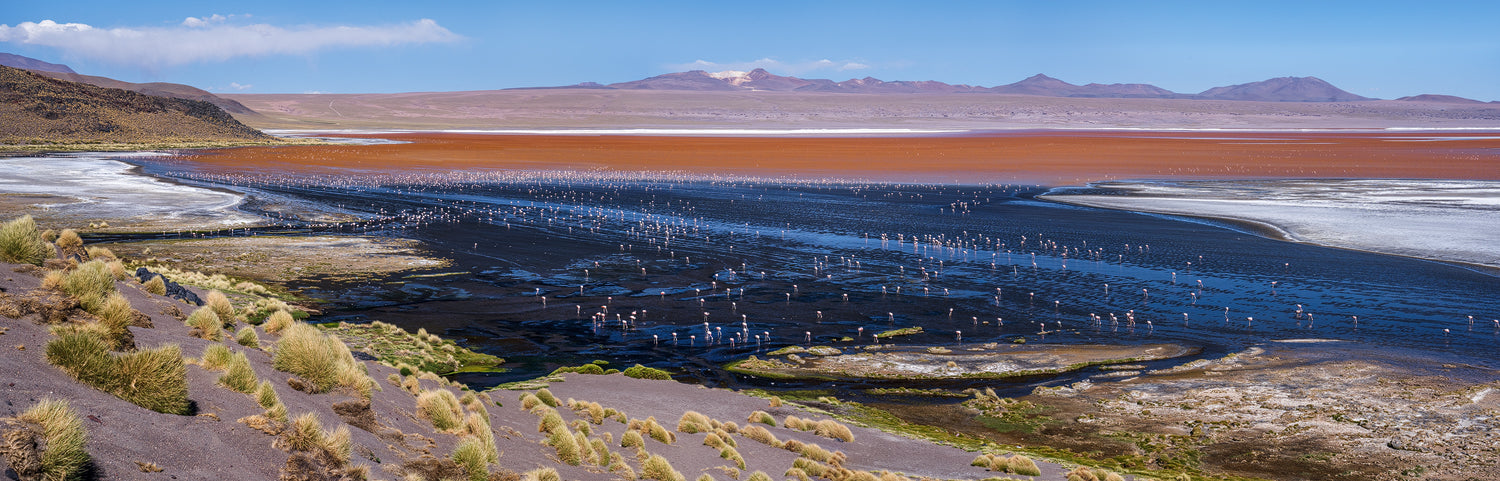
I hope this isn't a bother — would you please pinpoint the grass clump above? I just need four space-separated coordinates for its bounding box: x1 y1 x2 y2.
546 428 581 466
185 307 223 341
219 351 259 394
748 410 776 426
280 412 352 465
200 343 234 370
235 326 259 348
263 310 294 335
622 364 671 380
640 453 686 481
271 322 372 396
92 292 138 351
746 471 773 481
620 429 644 449
320 321 503 374
417 389 465 431
0 215 51 265
813 419 856 442
45 332 190 414
974 453 1042 476
452 436 491 481
677 411 713 434
551 363 606 375
142 276 168 295
534 388 560 407
205 290 238 327
739 424 781 447
1065 466 1125 481
54 260 116 312
628 417 675 445
3 399 90 481
523 467 560 481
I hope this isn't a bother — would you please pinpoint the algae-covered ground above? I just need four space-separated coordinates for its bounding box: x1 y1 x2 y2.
729 343 1196 381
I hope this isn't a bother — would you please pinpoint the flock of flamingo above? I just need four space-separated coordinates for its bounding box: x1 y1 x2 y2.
153 163 1498 368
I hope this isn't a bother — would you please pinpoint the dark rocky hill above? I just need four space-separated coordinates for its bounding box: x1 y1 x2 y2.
0 65 269 145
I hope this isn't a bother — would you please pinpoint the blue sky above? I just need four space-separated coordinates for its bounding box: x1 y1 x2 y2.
3 1 1497 100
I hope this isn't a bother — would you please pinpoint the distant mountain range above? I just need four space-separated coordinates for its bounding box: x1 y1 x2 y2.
543 68 1492 103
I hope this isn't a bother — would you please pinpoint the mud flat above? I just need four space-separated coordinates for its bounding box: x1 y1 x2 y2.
729 343 1196 381
102 235 449 285
901 343 1500 480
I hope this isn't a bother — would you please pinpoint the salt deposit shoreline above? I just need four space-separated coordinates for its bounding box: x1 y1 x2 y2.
1041 179 1500 273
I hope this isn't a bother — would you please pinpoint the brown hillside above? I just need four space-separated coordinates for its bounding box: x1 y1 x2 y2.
0 65 269 146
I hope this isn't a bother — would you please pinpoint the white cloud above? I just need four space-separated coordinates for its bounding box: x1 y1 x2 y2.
670 58 873 76
228 82 251 90
0 17 460 69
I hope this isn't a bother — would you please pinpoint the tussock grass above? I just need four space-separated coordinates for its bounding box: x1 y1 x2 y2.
205 290 238 327
111 344 191 415
622 364 671 380
784 415 809 431
537 410 565 435
534 388 559 407
974 454 1042 476
520 393 543 410
142 275 167 296
85 246 115 261
56 260 116 312
746 471 772 481
271 322 372 396
54 229 83 255
608 452 636 479
452 436 491 481
792 458 827 478
185 307 223 341
739 424 781 447
677 411 712 434
256 380 284 408
813 419 855 442
464 412 498 463
628 417 675 445
93 292 137 351
235 326 259 347
417 389 465 431
136 265 271 295
263 310 294 335
0 215 51 265
546 428 581 465
573 430 597 465
0 215 51 263
219 351 258 393
640 453 686 481
200 343 234 371
523 467 560 481
785 467 811 481
10 399 90 481
45 332 190 414
749 410 776 426
620 429 644 448
280 412 351 464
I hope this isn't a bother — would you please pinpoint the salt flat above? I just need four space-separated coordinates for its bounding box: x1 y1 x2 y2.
0 153 262 230
1043 179 1500 269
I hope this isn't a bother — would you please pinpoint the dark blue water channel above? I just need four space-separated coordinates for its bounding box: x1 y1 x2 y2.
143 167 1500 394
